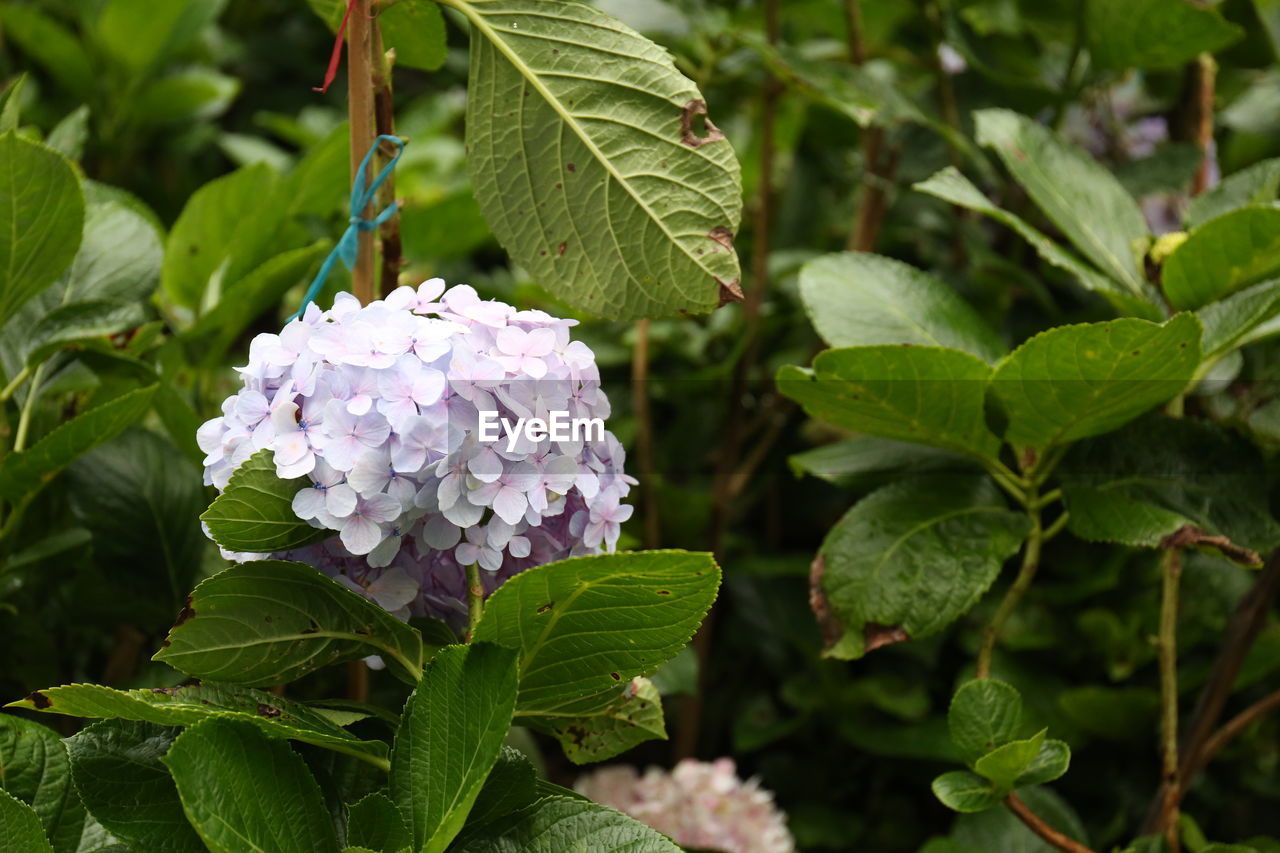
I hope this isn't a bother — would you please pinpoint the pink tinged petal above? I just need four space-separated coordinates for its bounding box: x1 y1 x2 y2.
272 401 301 433
326 484 358 517
292 488 327 519
522 356 548 379
196 418 226 455
273 431 311 467
276 451 315 480
583 520 606 549
388 478 417 508
437 474 462 510
385 285 416 311
468 447 503 483
340 515 383 555
348 457 390 495
415 369 446 405
391 441 427 476
323 436 363 471
347 394 373 415
492 486 528 525
496 326 528 357
508 536 531 558
363 494 402 523
526 328 557 357
610 503 635 524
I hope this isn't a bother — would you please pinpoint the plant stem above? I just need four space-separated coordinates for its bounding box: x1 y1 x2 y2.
1042 511 1070 542
1189 53 1217 197
977 496 1042 679
1183 687 1280 790
465 562 484 642
0 366 32 405
631 319 660 548
1157 546 1183 852
347 0 376 304
1006 793 1098 853
372 24 402 297
843 0 892 252
13 363 47 454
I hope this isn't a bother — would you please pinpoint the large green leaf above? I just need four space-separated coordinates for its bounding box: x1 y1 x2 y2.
346 793 411 853
465 748 539 830
988 315 1201 452
817 477 1030 660
1198 278 1280 363
0 7 93 98
200 448 332 554
472 551 719 718
451 795 681 853
1162 205 1280 309
798 252 1005 363
974 110 1151 298
391 643 518 853
913 166 1161 319
0 715 90 853
448 0 742 319
65 720 204 853
67 429 206 609
1086 0 1242 70
8 682 389 768
164 719 340 853
0 790 53 853
541 676 666 764
97 0 227 75
0 384 157 502
778 346 1001 460
154 560 425 686
1059 414 1280 554
0 134 85 330
1187 158 1280 228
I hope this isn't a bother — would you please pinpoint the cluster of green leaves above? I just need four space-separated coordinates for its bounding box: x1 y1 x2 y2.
1 550 720 851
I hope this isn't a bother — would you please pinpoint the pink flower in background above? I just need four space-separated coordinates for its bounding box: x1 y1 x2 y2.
576 759 796 853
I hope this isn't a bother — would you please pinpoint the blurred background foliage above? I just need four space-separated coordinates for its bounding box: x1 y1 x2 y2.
3 0 1280 850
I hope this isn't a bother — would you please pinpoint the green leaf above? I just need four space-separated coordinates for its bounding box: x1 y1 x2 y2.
182 241 329 367
540 676 667 764
471 551 720 717
133 69 240 125
1198 278 1280 363
153 560 425 686
798 252 1005 363
913 166 1161 319
8 682 389 769
778 347 1001 460
989 315 1201 452
1014 739 1071 787
1187 158 1280 228
0 790 53 853
817 477 1030 660
0 76 24 134
0 134 85 330
789 436 976 488
25 300 147 368
973 729 1044 790
951 787 1088 851
65 720 204 852
948 679 1022 764
97 0 227 75
466 747 539 830
0 7 94 98
1086 0 1242 70
0 715 89 853
161 163 274 311
1060 414 1280 554
931 771 1003 814
0 384 157 502
164 719 340 853
66 429 206 611
451 0 743 320
1113 143 1205 198
391 643 519 853
974 110 1151 298
451 795 682 853
200 448 333 553
1162 205 1280 309
346 793 411 853
46 106 89 162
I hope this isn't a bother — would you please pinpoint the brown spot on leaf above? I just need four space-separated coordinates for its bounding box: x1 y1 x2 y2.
173 596 196 628
256 703 282 719
809 555 843 651
537 602 554 614
610 672 621 680
566 163 576 172
1020 447 1038 471
26 691 52 709
151 687 180 696
656 589 670 596
706 226 734 253
716 277 744 307
864 623 911 653
557 241 567 256
680 99 725 148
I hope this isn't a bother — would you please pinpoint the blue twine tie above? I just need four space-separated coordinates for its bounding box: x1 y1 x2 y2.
293 134 407 318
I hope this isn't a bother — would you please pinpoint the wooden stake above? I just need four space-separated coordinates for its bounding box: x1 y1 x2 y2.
347 0 376 305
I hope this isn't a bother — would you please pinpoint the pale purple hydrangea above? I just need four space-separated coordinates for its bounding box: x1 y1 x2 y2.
576 759 796 853
197 280 635 630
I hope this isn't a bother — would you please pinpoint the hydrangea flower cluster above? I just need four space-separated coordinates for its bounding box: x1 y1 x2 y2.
575 759 796 853
197 280 634 630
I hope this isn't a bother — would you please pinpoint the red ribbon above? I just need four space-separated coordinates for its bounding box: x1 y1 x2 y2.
313 0 360 93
